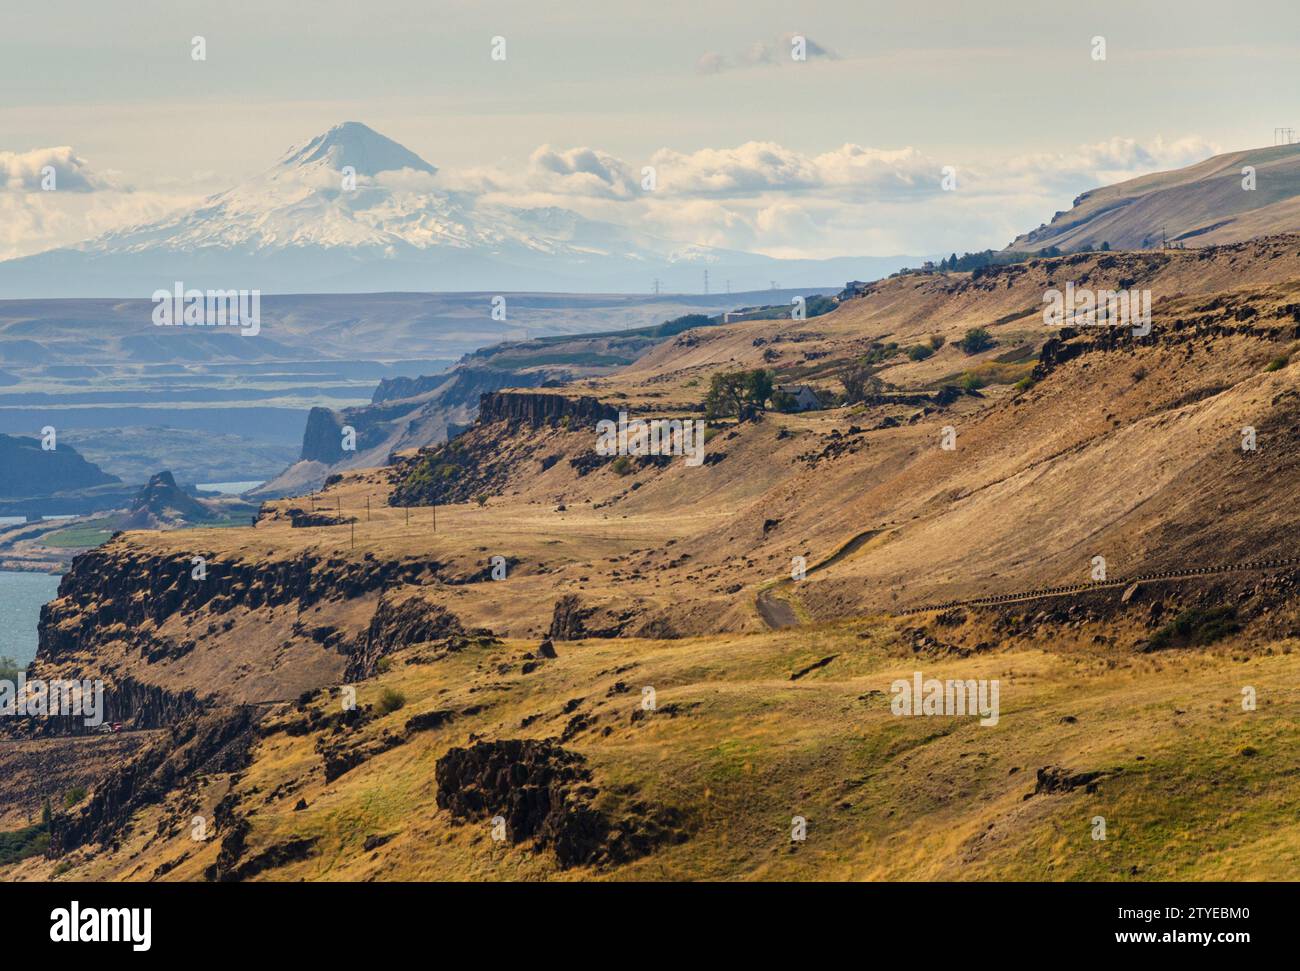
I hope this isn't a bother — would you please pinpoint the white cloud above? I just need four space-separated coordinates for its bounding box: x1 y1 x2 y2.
0 145 111 192
525 146 639 199
448 133 1222 259
1003 136 1221 193
649 142 939 198
0 188 194 261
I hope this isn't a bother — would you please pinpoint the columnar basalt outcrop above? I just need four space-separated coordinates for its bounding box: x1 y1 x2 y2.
1029 300 1297 383
546 595 632 641
476 391 619 428
344 593 467 680
47 706 261 858
39 542 443 667
434 739 688 868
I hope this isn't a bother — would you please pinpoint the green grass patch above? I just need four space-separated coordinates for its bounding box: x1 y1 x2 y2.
43 519 115 548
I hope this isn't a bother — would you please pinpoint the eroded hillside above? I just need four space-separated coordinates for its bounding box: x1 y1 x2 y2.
5 239 1300 881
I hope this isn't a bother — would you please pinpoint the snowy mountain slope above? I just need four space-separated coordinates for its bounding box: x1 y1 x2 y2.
0 123 915 297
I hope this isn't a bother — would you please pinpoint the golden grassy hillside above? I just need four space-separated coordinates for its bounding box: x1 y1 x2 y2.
6 239 1300 882
11 614 1298 881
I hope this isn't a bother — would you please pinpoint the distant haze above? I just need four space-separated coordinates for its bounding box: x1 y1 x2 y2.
6 0 1299 276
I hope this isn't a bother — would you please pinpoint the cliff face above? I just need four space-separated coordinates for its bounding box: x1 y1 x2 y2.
41 544 439 663
476 391 619 427
299 404 415 463
343 593 466 680
370 372 452 404
27 539 456 739
387 391 618 507
299 406 347 463
270 368 559 494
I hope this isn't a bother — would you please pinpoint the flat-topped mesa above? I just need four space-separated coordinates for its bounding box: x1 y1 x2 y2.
477 391 619 429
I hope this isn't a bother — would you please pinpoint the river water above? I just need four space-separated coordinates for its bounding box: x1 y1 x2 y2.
0 571 62 667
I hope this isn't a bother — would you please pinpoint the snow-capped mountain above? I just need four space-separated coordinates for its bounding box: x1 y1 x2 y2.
0 123 915 297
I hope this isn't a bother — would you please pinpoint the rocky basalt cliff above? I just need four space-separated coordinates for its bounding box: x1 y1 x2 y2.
476 391 619 428
1030 297 1300 383
344 593 467 680
34 541 450 718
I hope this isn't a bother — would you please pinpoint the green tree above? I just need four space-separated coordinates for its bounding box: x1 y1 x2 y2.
704 371 748 419
958 327 995 355
704 369 775 418
743 369 774 409
840 362 883 404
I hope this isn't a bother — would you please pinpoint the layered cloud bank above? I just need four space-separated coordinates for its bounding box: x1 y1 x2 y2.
1 133 1218 263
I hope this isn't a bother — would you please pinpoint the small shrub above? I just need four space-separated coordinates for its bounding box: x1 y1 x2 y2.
1148 607 1240 651
959 371 988 390
378 687 406 714
929 335 946 350
62 786 87 809
0 823 49 866
907 344 934 362
1264 355 1288 372
611 455 634 475
1013 375 1035 392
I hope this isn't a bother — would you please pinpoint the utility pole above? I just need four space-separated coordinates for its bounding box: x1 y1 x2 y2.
366 496 370 521
652 277 661 295
1275 127 1295 146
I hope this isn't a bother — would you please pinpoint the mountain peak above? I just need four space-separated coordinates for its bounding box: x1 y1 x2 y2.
278 122 437 177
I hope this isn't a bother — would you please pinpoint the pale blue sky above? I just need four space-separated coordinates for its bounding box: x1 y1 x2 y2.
3 0 1298 259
